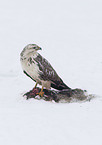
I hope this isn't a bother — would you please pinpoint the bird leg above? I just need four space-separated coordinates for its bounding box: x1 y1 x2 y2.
34 83 38 89
37 86 44 97
32 83 38 93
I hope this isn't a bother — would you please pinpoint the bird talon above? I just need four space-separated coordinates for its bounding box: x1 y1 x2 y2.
37 91 44 97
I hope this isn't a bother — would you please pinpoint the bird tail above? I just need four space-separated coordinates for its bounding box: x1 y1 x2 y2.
51 81 71 90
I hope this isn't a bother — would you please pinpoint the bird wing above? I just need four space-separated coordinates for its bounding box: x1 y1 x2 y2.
34 54 70 90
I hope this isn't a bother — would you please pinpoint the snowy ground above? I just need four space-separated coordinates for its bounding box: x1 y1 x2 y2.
0 0 102 145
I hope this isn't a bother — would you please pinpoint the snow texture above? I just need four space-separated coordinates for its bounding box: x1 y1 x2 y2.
0 0 102 145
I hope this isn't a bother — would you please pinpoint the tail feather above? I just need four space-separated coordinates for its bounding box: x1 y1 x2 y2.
51 81 71 90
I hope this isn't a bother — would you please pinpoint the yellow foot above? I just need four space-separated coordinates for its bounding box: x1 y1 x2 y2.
37 91 44 97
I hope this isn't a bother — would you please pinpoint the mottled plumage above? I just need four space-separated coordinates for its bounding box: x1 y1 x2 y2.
20 44 71 91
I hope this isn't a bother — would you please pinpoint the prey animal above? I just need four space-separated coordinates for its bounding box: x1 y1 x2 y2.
20 44 71 96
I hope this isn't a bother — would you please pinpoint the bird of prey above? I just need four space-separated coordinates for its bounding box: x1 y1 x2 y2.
20 44 71 96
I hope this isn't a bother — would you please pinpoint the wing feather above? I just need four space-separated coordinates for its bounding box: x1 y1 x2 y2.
34 54 70 90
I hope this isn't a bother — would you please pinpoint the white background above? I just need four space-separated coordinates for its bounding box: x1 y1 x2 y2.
0 0 102 145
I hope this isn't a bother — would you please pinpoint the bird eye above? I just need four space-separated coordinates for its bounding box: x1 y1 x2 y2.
33 47 36 49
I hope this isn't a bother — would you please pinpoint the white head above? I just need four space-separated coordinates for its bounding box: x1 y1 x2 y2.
20 44 42 56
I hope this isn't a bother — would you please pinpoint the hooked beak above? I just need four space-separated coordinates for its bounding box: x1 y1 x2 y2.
37 46 42 50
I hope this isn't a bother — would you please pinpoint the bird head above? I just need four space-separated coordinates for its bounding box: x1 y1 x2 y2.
26 44 42 51
21 44 42 56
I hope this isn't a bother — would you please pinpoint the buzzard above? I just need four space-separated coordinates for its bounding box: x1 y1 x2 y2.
20 44 71 96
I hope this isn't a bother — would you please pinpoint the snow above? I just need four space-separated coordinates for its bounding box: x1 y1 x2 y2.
0 0 102 145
